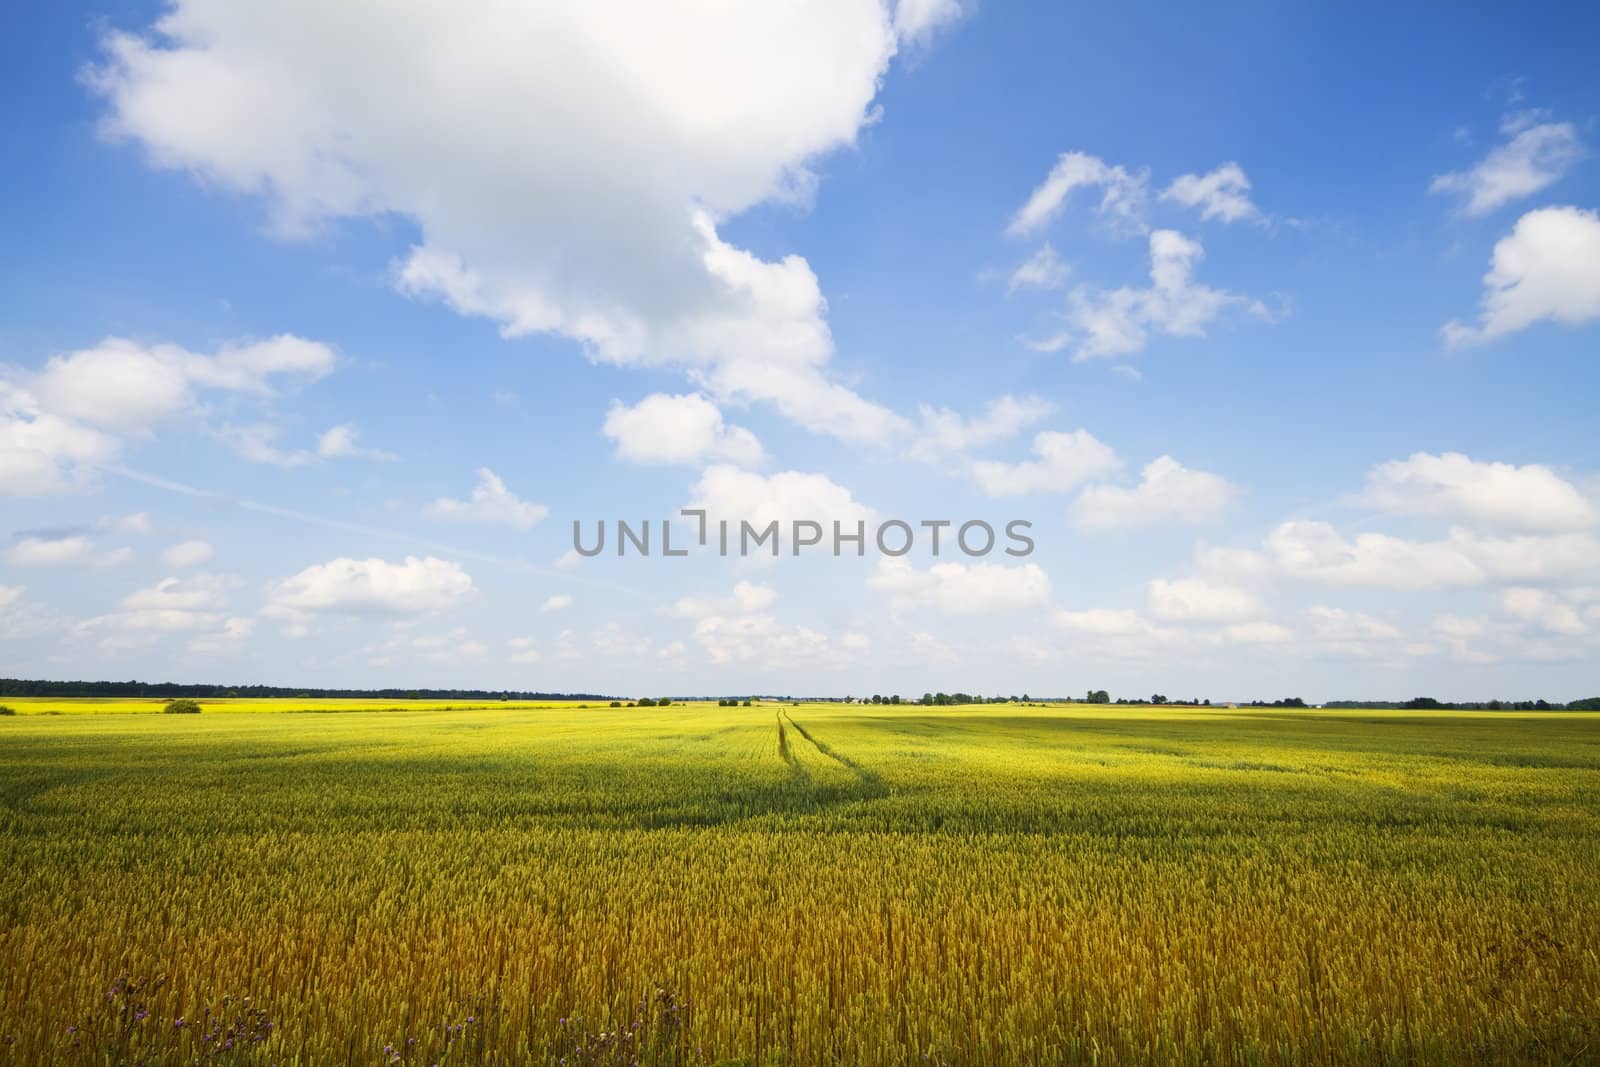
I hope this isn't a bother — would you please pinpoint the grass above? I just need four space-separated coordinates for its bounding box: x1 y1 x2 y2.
1 701 1596 1064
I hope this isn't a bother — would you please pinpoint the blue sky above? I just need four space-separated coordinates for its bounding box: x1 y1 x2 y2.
2 1 1598 700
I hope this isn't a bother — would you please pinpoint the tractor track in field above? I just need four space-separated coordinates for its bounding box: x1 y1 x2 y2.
780 710 889 799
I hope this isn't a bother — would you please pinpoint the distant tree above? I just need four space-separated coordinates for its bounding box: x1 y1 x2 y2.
1085 689 1110 704
163 699 201 714
0 705 15 716
1402 697 1444 710
890 694 901 705
1151 694 1168 705
1567 697 1600 710
1203 698 1211 706
609 701 622 707
742 699 753 707
636 697 655 707
657 697 672 707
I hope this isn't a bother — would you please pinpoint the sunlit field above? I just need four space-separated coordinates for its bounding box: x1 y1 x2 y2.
2 702 1597 1064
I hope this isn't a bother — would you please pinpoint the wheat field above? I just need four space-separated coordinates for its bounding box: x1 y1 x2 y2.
1 701 1596 1064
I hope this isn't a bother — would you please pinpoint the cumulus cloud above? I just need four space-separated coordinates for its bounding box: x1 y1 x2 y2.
1147 577 1261 622
663 580 868 667
892 0 966 44
1443 206 1600 345
5 534 130 568
687 465 873 553
266 556 474 620
88 2 921 444
1501 587 1587 636
317 424 398 461
971 429 1121 496
1008 244 1068 292
540 593 573 613
668 581 777 620
868 558 1052 618
424 468 548 531
1430 114 1584 216
1071 456 1237 529
908 395 1054 466
77 573 241 648
1033 230 1266 360
1223 621 1293 644
2 335 335 494
162 539 214 568
1161 163 1262 224
602 393 764 467
1205 520 1600 590
1007 151 1148 237
1359 451 1595 533
215 422 315 467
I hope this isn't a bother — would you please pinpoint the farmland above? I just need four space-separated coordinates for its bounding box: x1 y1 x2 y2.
1 701 1597 1064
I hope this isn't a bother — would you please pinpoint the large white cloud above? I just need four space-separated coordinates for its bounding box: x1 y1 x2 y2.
1071 456 1237 529
971 429 1121 496
1359 451 1595 533
88 1 930 444
1430 114 1583 217
602 393 763 468
267 555 474 618
1443 206 1600 345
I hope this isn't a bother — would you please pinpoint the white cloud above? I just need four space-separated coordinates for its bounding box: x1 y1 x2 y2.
1501 587 1587 636
1038 230 1265 360
972 429 1121 496
867 558 1052 618
1147 578 1261 622
189 616 255 655
1007 151 1148 237
266 556 474 619
424 468 548 531
668 581 777 620
77 573 240 647
1224 621 1292 644
1443 206 1600 345
1008 244 1067 292
2 335 335 494
1359 451 1595 533
1161 163 1262 224
507 636 541 664
5 535 130 568
1430 114 1583 216
1050 607 1168 638
90 2 918 445
162 539 214 568
540 593 573 613
215 423 314 467
0 585 22 610
1071 455 1237 529
908 394 1054 465
26 336 334 434
317 424 398 461
602 393 764 467
892 0 966 44
0 382 122 496
1209 520 1600 590
687 465 872 553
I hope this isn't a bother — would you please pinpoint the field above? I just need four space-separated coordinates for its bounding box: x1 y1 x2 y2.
1 701 1597 1065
